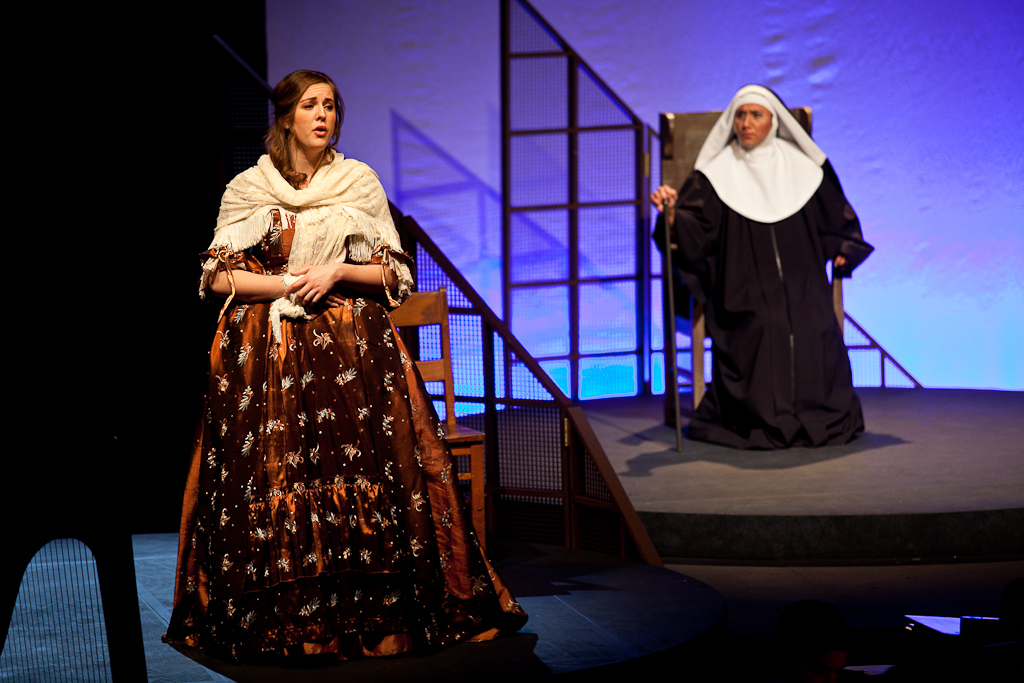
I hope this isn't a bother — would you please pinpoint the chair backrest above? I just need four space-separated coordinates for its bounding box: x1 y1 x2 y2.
659 107 812 191
389 288 457 431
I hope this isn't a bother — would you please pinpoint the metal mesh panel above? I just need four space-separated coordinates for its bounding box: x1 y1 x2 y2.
1 539 111 681
579 205 636 279
844 321 871 347
459 408 486 432
578 129 636 204
510 57 568 131
415 244 474 309
417 325 443 362
495 495 565 545
884 357 916 388
511 285 570 357
505 3 646 403
509 0 563 53
850 348 882 387
451 315 485 397
417 315 485 398
650 279 664 351
650 236 664 276
430 402 486 430
510 210 569 283
578 442 613 503
577 506 625 557
510 134 569 208
496 405 562 490
579 281 636 353
494 333 507 399
537 359 572 398
650 351 665 394
487 0 665 560
577 65 632 128
509 356 556 401
650 130 663 187
579 355 638 400
415 243 444 290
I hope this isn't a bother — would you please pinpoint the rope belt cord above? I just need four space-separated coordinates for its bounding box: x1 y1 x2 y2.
374 243 403 309
214 248 238 322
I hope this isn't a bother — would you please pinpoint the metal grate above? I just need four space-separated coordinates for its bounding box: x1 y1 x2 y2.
398 204 660 564
578 444 613 503
496 405 562 491
577 67 632 127
850 349 883 387
578 506 626 556
1 540 111 682
509 353 557 401
579 205 637 279
508 0 562 53
577 130 636 203
510 135 569 207
843 315 922 388
495 496 566 545
510 58 568 131
579 281 637 354
416 244 474 310
503 0 647 401
509 210 570 283
511 286 570 358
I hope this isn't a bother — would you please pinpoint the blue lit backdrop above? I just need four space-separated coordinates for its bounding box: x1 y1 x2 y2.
267 0 1023 391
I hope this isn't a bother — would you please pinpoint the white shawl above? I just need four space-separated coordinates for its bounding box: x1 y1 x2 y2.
201 154 413 343
694 85 826 224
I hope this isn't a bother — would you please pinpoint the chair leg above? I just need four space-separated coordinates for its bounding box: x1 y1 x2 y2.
692 301 706 410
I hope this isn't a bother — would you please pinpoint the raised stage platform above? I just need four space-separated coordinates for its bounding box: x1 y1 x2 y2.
583 388 1024 562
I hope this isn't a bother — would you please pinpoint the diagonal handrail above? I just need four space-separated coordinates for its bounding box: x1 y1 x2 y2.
395 203 662 565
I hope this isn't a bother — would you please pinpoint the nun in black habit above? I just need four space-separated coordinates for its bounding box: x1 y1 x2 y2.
652 85 873 449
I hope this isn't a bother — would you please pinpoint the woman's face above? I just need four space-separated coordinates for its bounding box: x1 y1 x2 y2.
285 83 337 160
734 103 773 149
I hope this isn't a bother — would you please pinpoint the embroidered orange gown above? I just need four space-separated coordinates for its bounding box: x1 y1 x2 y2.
163 212 526 660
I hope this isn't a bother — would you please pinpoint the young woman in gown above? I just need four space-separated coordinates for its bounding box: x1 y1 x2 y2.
163 70 526 661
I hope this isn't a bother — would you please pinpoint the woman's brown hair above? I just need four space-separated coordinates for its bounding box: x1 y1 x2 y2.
263 70 345 189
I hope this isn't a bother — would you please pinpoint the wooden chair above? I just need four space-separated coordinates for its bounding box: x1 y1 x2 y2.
659 107 843 413
390 288 487 548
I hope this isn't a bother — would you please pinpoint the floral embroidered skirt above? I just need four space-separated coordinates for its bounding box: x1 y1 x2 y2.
163 295 526 660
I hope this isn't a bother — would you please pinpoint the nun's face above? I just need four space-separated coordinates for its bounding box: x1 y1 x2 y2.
734 104 773 149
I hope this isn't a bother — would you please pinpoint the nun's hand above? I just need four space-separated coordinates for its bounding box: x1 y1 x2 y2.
834 255 847 268
650 185 678 227
650 185 677 211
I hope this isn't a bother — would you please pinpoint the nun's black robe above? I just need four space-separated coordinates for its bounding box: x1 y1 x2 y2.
656 162 873 449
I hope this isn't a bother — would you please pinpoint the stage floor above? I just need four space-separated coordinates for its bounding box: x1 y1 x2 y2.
129 534 723 682
582 388 1024 561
